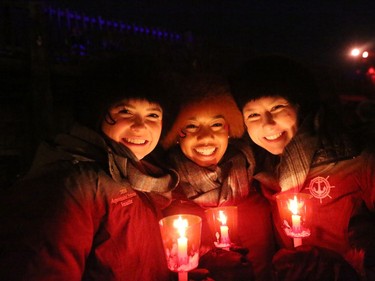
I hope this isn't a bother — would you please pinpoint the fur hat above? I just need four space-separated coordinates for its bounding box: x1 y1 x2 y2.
162 74 244 149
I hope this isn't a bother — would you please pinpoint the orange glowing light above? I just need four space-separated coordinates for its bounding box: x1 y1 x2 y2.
217 211 227 225
287 195 304 215
173 216 188 237
217 210 230 245
173 216 189 268
351 48 360 56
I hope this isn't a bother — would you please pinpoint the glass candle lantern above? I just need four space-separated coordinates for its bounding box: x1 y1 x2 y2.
275 192 313 247
205 206 238 249
159 214 202 281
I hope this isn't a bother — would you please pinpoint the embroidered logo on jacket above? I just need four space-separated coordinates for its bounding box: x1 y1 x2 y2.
306 176 335 204
111 188 137 207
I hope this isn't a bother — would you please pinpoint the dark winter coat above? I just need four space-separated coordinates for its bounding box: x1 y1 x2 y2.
255 112 375 280
0 124 178 281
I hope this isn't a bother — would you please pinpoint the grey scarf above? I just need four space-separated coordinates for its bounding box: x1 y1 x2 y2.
277 112 358 192
170 142 254 208
277 128 318 192
107 138 179 194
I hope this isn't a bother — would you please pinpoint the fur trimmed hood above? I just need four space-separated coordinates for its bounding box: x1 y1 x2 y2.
162 91 244 149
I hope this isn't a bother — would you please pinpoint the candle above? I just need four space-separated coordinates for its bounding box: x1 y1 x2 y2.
287 195 303 247
177 236 188 264
173 216 188 265
276 193 312 249
220 225 230 244
291 214 301 232
160 214 201 281
178 272 188 281
287 195 302 232
218 210 230 245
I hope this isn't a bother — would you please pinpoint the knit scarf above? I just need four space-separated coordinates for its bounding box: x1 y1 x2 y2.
105 137 179 208
277 112 358 192
277 124 319 192
48 124 178 202
169 142 254 208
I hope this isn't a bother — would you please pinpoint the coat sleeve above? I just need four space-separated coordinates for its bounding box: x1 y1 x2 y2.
0 163 103 281
360 149 375 211
349 149 375 279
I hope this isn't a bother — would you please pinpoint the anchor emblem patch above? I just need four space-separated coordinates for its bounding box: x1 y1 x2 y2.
306 176 335 204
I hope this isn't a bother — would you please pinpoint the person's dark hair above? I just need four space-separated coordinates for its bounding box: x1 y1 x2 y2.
229 54 320 124
75 53 175 137
230 54 361 164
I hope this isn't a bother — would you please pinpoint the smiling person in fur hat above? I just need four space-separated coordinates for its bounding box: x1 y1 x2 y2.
162 74 276 281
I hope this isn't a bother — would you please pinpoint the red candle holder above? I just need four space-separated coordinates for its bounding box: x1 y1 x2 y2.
275 192 313 247
159 214 202 281
205 206 238 250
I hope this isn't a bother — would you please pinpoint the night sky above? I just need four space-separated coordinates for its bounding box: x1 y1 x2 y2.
51 0 375 66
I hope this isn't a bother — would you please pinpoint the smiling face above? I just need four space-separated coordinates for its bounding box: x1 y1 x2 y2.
178 110 229 167
101 98 163 159
242 96 298 155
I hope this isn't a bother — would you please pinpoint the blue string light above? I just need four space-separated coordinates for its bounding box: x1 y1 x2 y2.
43 6 182 42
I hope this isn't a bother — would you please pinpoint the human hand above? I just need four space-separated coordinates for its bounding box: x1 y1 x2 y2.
199 247 254 281
272 245 360 281
188 268 214 281
171 269 214 281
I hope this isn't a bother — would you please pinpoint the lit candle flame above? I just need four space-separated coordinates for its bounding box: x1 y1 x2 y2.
217 210 230 246
217 210 227 225
287 195 304 215
173 216 188 237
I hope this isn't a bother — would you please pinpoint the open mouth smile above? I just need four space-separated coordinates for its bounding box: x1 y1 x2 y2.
264 132 283 141
194 146 216 156
123 138 147 145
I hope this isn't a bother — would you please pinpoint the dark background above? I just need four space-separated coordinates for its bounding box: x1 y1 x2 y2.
51 0 375 66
